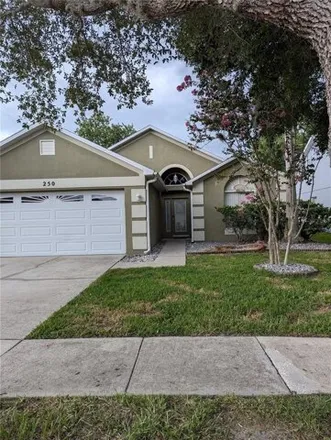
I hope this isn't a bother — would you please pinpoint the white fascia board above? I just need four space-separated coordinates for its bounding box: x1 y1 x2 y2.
58 129 155 176
0 124 154 176
109 125 223 163
0 123 46 152
186 157 238 185
303 136 316 157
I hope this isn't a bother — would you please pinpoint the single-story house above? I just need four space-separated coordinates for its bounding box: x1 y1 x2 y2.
299 137 331 207
0 124 257 257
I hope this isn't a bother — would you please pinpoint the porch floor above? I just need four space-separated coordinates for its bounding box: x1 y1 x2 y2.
113 239 186 269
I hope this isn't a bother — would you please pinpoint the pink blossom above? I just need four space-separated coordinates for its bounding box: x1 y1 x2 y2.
184 75 192 83
191 89 198 96
244 193 256 203
185 121 190 127
176 85 184 92
221 114 232 128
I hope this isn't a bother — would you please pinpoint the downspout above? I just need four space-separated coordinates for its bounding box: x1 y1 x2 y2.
183 183 194 243
144 172 158 254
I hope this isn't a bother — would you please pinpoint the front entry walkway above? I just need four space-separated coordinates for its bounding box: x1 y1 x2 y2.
1 336 330 397
113 239 186 269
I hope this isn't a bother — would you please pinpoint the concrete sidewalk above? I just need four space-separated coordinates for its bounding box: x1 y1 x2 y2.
1 336 330 397
113 240 186 269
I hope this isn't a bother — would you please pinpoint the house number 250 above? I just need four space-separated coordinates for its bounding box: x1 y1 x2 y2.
43 181 56 187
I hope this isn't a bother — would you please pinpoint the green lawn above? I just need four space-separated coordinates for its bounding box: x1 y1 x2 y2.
311 232 331 244
1 395 330 440
29 252 331 338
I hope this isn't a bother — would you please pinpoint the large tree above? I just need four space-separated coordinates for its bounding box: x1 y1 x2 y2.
175 6 328 246
14 0 331 152
1 0 330 151
76 112 135 148
0 2 176 126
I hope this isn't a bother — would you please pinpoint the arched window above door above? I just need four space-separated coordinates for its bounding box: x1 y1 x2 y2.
161 167 190 186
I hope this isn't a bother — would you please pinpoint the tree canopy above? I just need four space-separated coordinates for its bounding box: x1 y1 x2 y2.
76 113 135 148
1 0 329 152
175 7 328 152
0 1 175 127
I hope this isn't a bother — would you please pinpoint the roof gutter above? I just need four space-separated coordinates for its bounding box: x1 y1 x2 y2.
144 172 158 254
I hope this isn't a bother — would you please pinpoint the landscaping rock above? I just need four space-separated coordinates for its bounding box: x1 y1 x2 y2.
121 242 164 263
254 263 318 276
278 242 331 251
187 241 331 254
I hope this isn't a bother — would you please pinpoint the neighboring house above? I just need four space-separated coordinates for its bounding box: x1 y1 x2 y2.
0 124 257 257
299 137 331 207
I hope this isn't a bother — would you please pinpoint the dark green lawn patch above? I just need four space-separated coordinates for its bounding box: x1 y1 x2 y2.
311 232 331 244
29 252 331 338
1 395 330 440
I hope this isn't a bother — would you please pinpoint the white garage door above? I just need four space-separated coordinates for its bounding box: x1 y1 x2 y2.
0 191 126 256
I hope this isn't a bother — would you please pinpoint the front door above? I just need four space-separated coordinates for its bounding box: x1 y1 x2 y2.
164 197 190 238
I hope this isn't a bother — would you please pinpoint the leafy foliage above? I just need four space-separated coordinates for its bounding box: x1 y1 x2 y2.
216 205 256 242
175 7 328 264
0 1 176 127
299 202 331 240
76 112 135 148
217 199 331 242
216 200 285 242
175 6 328 152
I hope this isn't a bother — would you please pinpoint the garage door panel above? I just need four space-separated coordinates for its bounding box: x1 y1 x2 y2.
0 190 126 256
0 243 16 254
0 211 16 221
55 225 87 236
91 224 123 235
55 210 86 219
91 241 123 251
20 226 52 236
56 242 87 252
21 243 53 253
0 227 16 237
20 210 51 221
90 209 121 219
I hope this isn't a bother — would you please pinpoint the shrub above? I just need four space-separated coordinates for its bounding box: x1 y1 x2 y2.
216 199 331 242
216 205 254 241
298 202 331 240
216 200 273 241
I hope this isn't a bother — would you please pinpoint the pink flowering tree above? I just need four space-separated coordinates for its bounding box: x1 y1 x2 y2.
178 74 319 265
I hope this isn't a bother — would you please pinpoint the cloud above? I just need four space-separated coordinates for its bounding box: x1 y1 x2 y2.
0 60 226 157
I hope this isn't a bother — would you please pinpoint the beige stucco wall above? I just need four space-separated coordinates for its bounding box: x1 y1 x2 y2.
1 131 138 180
149 184 162 247
204 161 250 242
116 132 218 177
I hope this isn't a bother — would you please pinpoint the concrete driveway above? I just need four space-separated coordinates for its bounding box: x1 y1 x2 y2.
0 255 122 345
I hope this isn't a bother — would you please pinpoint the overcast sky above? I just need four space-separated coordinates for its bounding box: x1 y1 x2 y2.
0 60 227 158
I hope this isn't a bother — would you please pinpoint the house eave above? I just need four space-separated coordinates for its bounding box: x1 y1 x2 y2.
110 125 223 164
186 156 238 186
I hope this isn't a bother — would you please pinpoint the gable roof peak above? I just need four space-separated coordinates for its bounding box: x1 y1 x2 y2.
0 123 154 176
109 125 223 163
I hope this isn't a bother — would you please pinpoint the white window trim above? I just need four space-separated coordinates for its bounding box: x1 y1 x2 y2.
39 139 55 156
159 164 194 179
224 177 256 206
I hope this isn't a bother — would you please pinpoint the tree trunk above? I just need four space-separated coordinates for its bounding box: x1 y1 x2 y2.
27 0 331 152
284 131 298 241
